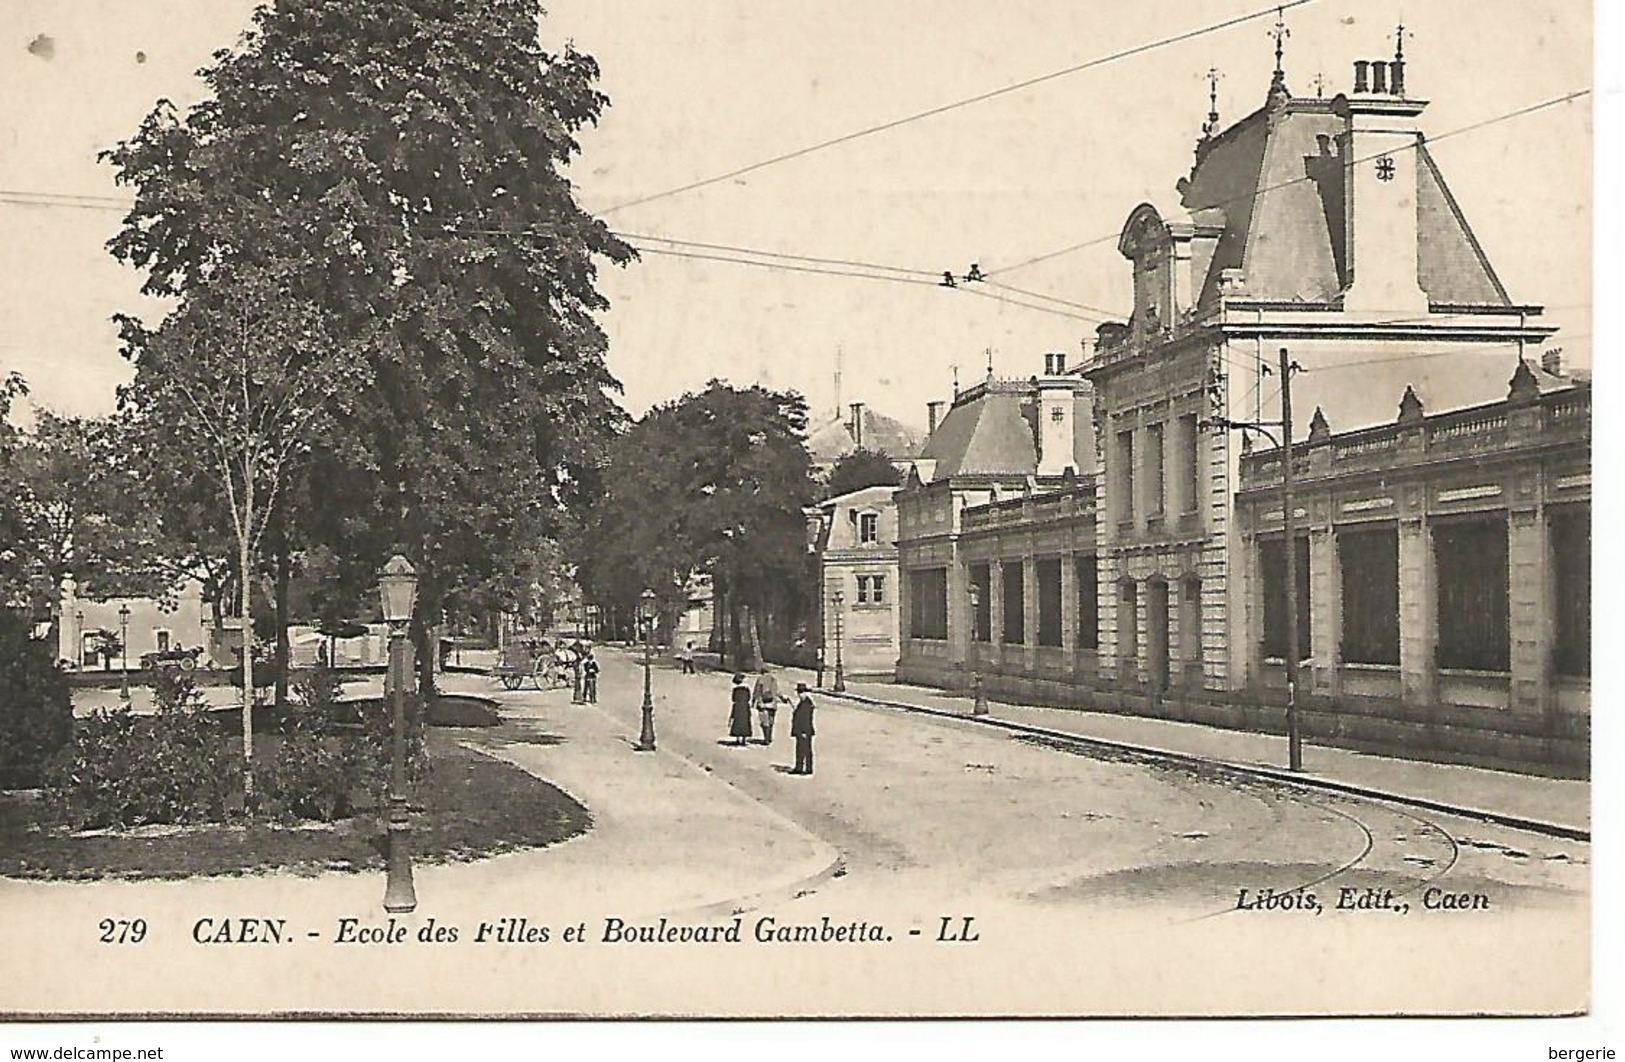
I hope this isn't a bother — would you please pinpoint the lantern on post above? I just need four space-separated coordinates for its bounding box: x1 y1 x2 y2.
379 554 419 913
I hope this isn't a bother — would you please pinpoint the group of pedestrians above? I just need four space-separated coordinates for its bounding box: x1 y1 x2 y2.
559 639 599 704
729 668 817 775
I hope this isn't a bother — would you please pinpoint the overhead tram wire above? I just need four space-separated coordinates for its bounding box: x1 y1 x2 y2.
622 242 1103 323
984 87 1592 280
596 0 1323 217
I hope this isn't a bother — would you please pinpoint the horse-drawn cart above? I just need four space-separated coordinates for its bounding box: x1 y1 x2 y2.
489 636 573 692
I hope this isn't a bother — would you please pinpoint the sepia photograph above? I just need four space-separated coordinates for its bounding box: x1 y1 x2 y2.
0 0 1608 1044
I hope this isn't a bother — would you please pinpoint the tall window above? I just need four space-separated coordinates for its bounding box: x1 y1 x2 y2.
1146 423 1165 517
1551 505 1590 678
908 569 949 640
1119 581 1139 664
1036 558 1063 647
856 574 887 605
1435 517 1509 672
1180 413 1202 515
970 564 991 642
858 512 879 544
1116 428 1135 527
1002 561 1025 645
1180 576 1202 670
1260 535 1311 662
1340 526 1400 666
1075 555 1099 650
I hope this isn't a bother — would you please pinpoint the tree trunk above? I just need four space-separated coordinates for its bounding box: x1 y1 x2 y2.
238 522 254 805
273 513 290 712
413 583 437 701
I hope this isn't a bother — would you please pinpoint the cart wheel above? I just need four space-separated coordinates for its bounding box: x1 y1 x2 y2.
532 658 550 690
180 654 197 672
499 672 522 691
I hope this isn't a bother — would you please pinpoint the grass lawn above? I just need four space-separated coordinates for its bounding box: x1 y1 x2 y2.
0 730 589 881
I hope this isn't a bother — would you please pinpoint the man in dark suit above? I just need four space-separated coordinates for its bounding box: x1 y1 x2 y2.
790 682 816 775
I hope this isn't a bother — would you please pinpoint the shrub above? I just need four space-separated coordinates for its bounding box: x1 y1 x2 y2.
356 690 431 806
46 671 235 829
261 662 361 823
0 611 75 789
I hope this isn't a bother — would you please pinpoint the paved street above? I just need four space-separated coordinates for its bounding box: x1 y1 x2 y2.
7 654 1590 1016
585 651 1587 913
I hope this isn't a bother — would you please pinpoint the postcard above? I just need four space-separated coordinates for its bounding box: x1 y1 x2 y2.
0 0 1595 1024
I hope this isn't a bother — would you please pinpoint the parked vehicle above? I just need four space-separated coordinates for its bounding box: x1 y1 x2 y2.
140 646 201 672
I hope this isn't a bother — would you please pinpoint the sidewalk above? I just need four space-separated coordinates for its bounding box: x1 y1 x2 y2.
3 672 840 1014
698 654 1589 838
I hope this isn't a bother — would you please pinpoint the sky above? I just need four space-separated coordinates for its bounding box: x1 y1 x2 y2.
0 0 1594 433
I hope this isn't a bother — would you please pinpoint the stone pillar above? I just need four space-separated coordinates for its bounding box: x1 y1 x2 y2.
1060 554 1078 654
1022 555 1039 672
1507 506 1551 715
1397 517 1436 707
1308 527 1342 696
948 557 972 680
988 559 1004 654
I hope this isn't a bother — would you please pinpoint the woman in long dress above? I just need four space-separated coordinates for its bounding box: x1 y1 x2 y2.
728 674 753 746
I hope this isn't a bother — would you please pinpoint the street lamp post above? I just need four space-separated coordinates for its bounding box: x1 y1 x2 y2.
379 555 419 914
967 583 988 715
74 610 84 670
831 589 846 693
117 604 131 704
1205 346 1304 772
636 589 657 752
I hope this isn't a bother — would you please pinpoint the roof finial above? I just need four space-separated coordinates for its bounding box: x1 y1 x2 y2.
1201 66 1222 139
985 346 994 380
1267 6 1291 105
1312 70 1326 98
1390 18 1413 96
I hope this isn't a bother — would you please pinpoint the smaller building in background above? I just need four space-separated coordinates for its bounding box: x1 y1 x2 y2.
58 577 207 671
807 402 927 477
808 483 906 679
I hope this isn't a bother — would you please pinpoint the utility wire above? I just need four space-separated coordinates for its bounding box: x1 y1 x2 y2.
986 87 1592 278
619 231 937 278
623 242 1102 323
596 0 1323 216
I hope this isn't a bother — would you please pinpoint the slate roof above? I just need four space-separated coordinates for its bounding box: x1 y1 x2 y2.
917 382 1097 478
1179 96 1514 309
807 407 927 464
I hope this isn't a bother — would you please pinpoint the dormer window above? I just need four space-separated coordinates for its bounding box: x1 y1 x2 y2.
859 512 879 544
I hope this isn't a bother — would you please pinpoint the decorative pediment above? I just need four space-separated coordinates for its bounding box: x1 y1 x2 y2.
1119 203 1173 260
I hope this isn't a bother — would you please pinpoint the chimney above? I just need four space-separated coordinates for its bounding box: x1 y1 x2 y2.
1335 63 1429 314
927 401 944 435
1390 59 1406 96
1035 377 1076 477
1541 347 1564 376
848 402 864 449
1042 351 1068 376
1370 60 1389 95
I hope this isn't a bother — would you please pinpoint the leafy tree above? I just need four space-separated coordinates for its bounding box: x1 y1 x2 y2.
0 608 74 789
104 0 633 701
575 381 816 671
6 411 185 628
112 263 362 803
824 447 902 499
0 373 32 606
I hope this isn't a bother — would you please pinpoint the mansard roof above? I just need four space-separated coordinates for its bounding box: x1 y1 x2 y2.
807 407 927 464
918 386 1037 478
1161 95 1514 310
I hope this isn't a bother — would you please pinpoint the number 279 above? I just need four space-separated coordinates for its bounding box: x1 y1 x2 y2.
98 918 147 944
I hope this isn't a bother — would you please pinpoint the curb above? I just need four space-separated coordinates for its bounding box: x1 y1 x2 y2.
528 671 849 917
825 689 1591 843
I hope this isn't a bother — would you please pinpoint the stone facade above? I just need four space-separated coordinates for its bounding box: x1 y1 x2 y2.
890 53 1589 775
809 485 905 678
